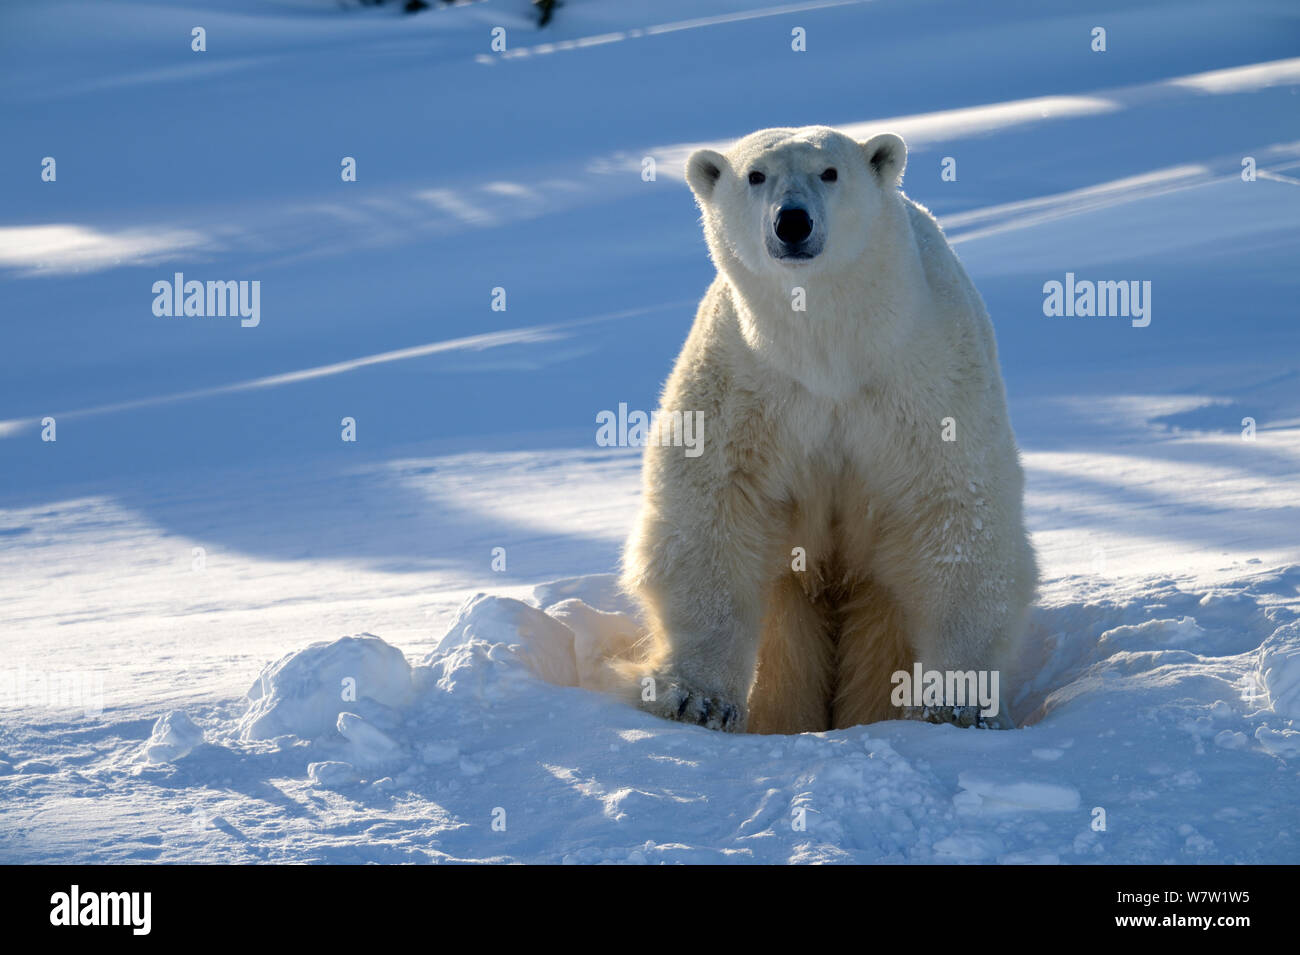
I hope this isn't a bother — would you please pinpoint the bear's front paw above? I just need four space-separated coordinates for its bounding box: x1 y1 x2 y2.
901 704 1014 730
641 677 744 732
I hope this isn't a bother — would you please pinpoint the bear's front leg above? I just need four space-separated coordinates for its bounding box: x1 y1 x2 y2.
894 580 1028 730
872 492 1035 732
621 418 781 733
624 506 774 732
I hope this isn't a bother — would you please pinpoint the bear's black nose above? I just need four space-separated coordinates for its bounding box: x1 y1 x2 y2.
774 207 813 245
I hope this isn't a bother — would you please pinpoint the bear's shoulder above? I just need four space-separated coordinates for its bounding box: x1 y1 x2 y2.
901 194 986 316
901 194 951 266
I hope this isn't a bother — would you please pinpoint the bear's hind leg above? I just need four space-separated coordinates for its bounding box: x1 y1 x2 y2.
831 579 911 730
748 574 835 734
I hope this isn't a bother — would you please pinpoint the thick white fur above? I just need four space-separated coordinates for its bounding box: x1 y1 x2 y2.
620 126 1037 734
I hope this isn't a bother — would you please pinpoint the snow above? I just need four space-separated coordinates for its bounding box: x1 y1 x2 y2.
2 0 1299 863
953 772 1082 814
307 760 360 789
140 711 205 766
433 594 583 687
240 633 415 742
1257 622 1300 721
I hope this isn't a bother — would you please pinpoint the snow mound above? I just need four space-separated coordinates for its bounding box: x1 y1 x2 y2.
1254 724 1300 758
421 583 644 695
1097 616 1205 652
141 710 204 765
954 771 1081 814
1255 621 1300 722
336 711 403 767
547 598 643 690
430 594 580 687
307 760 359 789
240 633 415 742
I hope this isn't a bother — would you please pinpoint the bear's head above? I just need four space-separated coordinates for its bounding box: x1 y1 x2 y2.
685 126 906 277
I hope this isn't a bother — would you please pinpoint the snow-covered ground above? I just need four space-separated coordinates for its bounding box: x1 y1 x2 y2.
1 0 1298 864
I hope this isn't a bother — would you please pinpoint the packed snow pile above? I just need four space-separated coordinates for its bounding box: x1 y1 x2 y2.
240 634 417 743
227 575 644 791
139 711 206 766
426 576 643 691
107 568 1297 862
1256 622 1300 721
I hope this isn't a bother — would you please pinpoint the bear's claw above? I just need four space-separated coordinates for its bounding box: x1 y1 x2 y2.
901 704 1014 729
646 680 743 732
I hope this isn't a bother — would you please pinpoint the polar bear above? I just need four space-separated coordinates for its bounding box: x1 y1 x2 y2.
620 126 1037 734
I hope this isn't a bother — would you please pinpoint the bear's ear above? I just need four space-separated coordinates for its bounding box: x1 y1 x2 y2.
685 149 729 202
861 133 907 188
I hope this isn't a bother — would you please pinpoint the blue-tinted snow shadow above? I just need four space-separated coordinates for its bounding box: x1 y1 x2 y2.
0 187 702 571
4 29 1300 569
3 198 1299 568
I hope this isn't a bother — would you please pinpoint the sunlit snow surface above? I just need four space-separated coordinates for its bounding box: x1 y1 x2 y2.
1 0 1298 863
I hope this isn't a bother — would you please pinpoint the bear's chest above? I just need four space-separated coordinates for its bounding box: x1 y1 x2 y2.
765 389 959 590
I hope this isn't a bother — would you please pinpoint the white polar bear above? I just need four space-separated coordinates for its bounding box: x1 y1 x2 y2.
620 126 1037 734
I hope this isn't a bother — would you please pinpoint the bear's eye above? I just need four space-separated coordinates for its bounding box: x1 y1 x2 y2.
748 171 765 185
821 168 838 182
